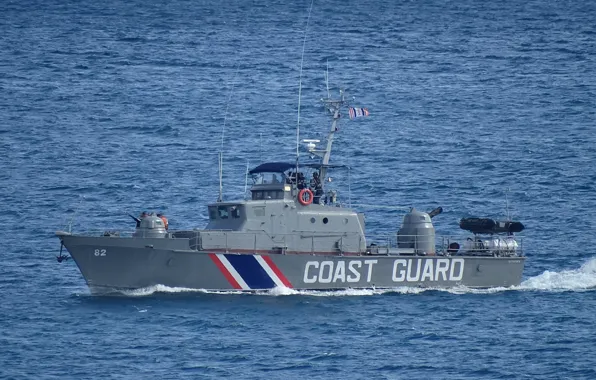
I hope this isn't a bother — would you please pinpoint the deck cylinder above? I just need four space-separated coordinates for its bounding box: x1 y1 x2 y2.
397 208 436 254
133 215 167 238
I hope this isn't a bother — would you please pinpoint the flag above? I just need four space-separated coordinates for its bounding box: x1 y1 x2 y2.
348 107 370 120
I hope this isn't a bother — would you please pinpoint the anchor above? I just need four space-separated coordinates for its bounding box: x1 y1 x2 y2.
56 241 70 263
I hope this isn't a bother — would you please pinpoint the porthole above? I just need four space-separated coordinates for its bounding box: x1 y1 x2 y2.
343 218 348 224
310 217 316 223
323 217 329 224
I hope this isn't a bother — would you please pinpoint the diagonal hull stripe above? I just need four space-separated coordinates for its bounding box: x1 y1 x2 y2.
225 254 276 289
217 254 251 290
208 253 248 290
258 255 293 288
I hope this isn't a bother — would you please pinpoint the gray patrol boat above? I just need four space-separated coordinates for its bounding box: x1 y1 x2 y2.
56 93 525 293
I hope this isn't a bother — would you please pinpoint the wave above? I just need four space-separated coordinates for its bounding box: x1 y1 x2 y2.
114 284 427 297
518 257 596 291
111 257 596 297
118 284 244 297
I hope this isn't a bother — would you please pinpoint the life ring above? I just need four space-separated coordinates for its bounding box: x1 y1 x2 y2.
298 188 313 206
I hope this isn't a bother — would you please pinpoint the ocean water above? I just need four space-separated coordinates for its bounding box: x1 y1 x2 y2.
1 0 595 378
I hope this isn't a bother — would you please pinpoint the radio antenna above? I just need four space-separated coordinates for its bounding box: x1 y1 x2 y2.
218 64 240 202
325 59 330 99
296 0 315 168
218 152 223 202
244 160 250 199
505 187 511 221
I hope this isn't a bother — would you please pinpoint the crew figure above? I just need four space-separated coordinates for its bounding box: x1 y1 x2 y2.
297 172 306 189
287 172 296 184
310 172 323 204
157 213 169 230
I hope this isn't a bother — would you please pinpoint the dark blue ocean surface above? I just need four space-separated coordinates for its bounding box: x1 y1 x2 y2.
1 0 595 378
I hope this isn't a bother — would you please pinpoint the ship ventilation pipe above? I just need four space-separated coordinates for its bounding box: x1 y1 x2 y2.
397 208 436 255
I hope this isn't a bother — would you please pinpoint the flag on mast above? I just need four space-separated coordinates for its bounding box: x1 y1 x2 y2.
348 107 370 120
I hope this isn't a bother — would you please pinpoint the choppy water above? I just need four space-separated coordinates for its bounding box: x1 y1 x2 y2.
1 0 595 378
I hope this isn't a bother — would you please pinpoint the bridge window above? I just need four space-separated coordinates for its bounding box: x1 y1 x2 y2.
218 206 229 219
208 206 217 220
266 191 283 199
231 206 241 219
252 190 283 200
252 191 263 200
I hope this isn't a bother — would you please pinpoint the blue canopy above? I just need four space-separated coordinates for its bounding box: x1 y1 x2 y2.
249 162 349 174
249 162 295 174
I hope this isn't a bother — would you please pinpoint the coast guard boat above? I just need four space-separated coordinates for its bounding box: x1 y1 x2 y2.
55 92 525 293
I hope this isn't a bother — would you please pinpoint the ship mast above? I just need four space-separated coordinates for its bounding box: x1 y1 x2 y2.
307 91 346 181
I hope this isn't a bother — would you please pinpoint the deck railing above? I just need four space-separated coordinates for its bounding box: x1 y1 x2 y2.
76 229 523 256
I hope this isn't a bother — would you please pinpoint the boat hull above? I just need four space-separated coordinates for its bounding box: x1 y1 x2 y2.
59 234 525 293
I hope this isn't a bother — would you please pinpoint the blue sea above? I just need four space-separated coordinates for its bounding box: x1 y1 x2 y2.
1 0 595 378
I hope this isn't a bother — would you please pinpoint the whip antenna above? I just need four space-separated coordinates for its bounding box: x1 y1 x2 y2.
296 0 315 166
505 187 511 221
325 59 330 99
244 160 250 199
218 64 240 202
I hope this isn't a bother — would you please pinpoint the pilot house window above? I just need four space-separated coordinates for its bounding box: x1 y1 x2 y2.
252 190 283 200
253 191 263 200
218 206 229 219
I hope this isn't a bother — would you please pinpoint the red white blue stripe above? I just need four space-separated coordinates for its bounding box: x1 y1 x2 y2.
209 253 293 290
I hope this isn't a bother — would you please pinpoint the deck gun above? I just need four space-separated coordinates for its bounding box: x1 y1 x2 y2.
427 207 443 219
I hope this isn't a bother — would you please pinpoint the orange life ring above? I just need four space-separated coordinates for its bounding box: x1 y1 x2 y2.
298 188 314 206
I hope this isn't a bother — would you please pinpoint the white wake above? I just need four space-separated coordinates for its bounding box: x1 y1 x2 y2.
518 256 596 292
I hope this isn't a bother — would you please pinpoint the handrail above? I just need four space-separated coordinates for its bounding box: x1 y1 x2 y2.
65 229 523 256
